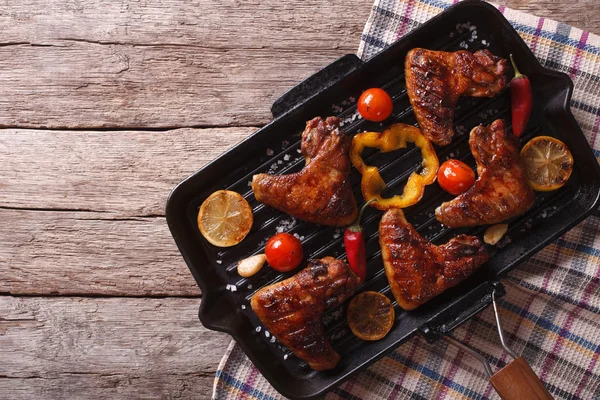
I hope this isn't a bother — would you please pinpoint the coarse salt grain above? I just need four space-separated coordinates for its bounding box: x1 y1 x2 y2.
225 284 231 290
241 305 246 310
230 285 237 292
247 284 253 289
283 154 290 161
256 326 262 332
266 148 274 156
270 336 276 343
265 331 270 338
275 217 297 233
216 260 222 264
283 354 289 360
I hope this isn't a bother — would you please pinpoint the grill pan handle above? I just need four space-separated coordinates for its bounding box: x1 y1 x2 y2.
441 289 554 399
271 54 364 118
420 281 505 342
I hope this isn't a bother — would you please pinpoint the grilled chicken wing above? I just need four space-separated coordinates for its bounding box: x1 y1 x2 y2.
252 117 357 226
250 257 359 370
436 119 535 227
405 48 508 146
379 208 488 310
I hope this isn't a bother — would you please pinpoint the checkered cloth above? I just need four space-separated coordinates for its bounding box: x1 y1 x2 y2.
213 1 600 399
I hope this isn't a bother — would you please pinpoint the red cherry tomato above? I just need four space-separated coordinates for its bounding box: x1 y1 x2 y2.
264 233 304 272
357 88 393 122
438 159 476 195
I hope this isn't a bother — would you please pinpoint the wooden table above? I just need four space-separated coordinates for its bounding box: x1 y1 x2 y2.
1 1 598 398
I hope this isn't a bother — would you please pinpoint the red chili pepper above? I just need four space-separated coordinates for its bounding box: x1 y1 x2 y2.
344 199 375 283
509 54 532 137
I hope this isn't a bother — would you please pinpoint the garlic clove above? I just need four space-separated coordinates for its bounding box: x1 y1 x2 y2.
237 254 266 277
484 224 508 245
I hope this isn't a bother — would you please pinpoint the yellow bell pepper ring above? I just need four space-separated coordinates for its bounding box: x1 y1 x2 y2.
350 123 439 210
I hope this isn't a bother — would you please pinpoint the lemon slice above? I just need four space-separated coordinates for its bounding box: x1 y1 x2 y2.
197 190 253 247
347 291 395 341
520 136 574 192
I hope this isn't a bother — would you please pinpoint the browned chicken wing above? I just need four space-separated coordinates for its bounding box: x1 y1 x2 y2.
252 117 357 226
436 119 535 227
405 48 508 146
379 208 488 310
250 257 359 370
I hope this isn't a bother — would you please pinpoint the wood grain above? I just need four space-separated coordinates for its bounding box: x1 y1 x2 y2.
0 1 595 130
0 0 372 129
0 128 253 215
490 356 554 400
0 45 351 129
0 209 200 296
0 375 217 400
0 296 231 399
0 0 371 50
0 128 267 296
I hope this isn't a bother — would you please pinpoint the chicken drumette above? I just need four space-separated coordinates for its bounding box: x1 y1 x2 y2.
252 117 357 226
250 257 359 370
436 119 535 227
405 48 508 146
379 208 488 310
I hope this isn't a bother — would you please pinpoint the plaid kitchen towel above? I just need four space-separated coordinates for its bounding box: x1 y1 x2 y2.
213 1 600 399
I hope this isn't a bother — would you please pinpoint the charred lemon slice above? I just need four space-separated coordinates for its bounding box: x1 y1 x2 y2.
347 291 395 341
197 190 253 247
520 136 573 192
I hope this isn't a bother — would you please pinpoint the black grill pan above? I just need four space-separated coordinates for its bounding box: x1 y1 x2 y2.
166 1 600 398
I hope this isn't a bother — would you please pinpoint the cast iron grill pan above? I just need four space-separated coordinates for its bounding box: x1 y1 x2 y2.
166 2 600 398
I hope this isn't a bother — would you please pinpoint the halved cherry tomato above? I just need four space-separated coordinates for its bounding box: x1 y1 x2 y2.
264 233 303 272
438 159 476 195
357 88 393 122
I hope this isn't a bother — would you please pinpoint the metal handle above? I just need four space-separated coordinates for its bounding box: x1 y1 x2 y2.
270 54 363 119
442 288 554 400
421 281 505 342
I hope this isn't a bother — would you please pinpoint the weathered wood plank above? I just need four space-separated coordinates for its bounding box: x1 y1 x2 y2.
0 296 231 399
1 1 596 129
0 0 372 129
0 128 253 215
0 128 259 296
0 0 372 50
1 209 199 296
0 375 217 400
0 45 352 128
